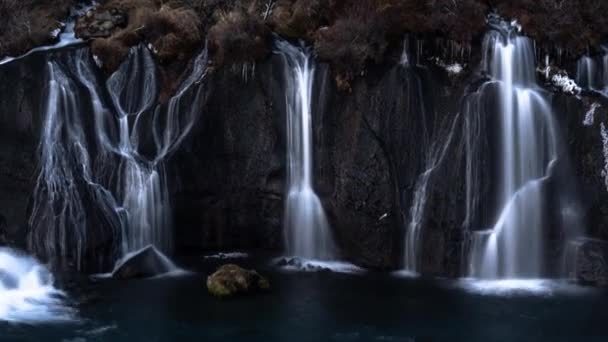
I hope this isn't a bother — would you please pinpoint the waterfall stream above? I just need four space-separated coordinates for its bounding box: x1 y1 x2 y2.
467 18 563 279
275 39 336 261
27 45 208 271
403 113 460 273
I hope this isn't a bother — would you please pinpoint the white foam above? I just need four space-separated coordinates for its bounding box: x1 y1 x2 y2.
0 248 75 323
456 278 592 296
391 270 420 278
203 252 249 260
274 257 365 274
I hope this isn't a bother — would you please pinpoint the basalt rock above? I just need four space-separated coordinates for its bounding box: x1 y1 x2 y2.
112 246 176 279
566 238 608 286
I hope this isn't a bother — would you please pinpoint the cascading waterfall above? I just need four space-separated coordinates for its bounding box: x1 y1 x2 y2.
106 45 208 256
28 51 125 270
468 18 561 279
275 39 335 260
28 45 208 270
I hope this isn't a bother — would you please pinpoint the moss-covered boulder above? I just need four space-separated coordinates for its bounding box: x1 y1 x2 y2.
206 264 270 298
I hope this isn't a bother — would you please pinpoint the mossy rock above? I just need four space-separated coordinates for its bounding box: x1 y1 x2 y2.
206 264 270 298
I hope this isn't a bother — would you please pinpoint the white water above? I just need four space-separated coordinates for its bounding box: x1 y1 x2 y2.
0 248 74 323
28 45 208 270
275 39 335 260
468 22 559 279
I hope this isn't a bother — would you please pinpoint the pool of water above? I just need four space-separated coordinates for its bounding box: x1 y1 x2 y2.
3 255 607 342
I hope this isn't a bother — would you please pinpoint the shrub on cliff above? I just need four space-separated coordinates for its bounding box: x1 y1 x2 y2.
268 0 332 40
492 0 608 54
207 5 272 66
84 0 203 73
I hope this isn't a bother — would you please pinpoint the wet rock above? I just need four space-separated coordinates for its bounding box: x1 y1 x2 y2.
206 264 270 298
112 246 175 279
567 238 608 286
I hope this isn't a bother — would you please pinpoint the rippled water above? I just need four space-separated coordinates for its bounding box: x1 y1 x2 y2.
2 255 607 342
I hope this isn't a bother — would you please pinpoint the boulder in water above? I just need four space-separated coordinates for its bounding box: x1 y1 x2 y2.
567 238 608 286
112 246 176 279
206 264 270 298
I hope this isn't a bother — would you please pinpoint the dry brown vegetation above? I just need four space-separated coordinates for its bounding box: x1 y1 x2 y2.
5 0 608 90
0 0 72 58
207 4 272 66
85 0 203 73
492 0 608 54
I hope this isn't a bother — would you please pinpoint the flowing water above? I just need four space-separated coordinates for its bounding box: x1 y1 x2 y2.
28 45 208 271
468 19 563 279
274 39 335 260
0 248 73 323
403 113 460 273
575 46 608 95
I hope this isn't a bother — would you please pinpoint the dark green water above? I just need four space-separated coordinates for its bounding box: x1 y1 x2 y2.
2 256 607 342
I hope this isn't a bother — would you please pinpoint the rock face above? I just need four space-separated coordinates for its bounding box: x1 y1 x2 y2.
206 264 270 298
112 246 176 279
566 238 608 286
2 4 608 278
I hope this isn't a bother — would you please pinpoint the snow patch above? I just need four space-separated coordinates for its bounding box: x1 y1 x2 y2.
551 73 581 95
584 102 600 126
50 28 62 39
93 55 103 68
147 43 158 55
430 57 465 75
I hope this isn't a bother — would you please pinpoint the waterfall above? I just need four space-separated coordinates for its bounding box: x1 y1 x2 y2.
274 39 335 260
576 56 597 90
28 51 125 271
28 45 208 270
467 18 561 279
403 113 460 273
575 46 608 95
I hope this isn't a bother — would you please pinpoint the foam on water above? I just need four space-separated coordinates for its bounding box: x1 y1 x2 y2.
274 257 364 274
0 248 75 323
203 252 249 260
456 278 593 296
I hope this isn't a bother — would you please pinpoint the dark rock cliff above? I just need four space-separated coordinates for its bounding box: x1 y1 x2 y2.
2 2 608 275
